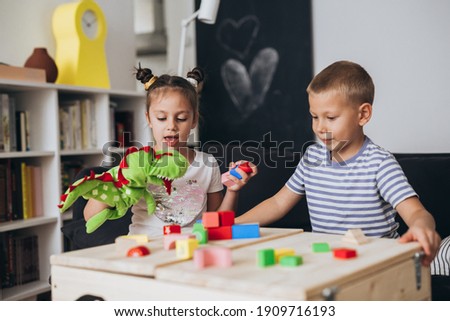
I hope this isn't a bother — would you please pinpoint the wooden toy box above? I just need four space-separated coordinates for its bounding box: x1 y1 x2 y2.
50 230 430 300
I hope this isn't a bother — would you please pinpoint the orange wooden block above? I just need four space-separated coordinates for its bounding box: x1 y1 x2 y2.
202 212 220 228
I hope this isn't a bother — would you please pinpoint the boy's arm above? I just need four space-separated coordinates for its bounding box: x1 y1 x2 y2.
235 186 303 226
396 196 441 266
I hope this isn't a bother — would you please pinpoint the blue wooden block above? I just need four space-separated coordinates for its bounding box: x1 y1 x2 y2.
232 223 260 239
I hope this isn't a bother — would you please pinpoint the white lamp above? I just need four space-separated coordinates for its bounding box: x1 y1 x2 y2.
177 0 220 76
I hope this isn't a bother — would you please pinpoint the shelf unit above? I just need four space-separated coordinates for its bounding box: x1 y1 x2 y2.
0 78 147 300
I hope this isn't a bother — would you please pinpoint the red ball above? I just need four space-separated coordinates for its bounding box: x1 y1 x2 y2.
127 246 151 257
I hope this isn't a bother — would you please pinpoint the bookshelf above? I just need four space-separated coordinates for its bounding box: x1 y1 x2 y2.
0 78 147 300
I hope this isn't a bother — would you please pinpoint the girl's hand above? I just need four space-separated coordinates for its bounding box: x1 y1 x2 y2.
224 161 258 192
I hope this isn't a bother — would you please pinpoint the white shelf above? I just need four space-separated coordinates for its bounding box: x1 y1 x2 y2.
0 217 58 233
0 79 147 300
1 280 51 301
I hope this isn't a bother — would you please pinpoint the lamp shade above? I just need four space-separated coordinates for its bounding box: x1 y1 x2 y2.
198 0 220 24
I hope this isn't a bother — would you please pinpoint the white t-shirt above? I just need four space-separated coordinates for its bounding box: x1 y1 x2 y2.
129 150 223 236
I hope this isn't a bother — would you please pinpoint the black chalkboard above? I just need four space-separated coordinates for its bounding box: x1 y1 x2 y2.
196 0 314 151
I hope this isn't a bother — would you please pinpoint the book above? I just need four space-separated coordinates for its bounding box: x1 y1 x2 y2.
114 110 134 147
80 98 91 149
20 162 30 219
24 110 31 151
0 163 6 222
9 97 17 152
70 101 82 150
15 111 26 151
0 93 10 151
31 166 43 217
11 161 23 220
26 165 34 218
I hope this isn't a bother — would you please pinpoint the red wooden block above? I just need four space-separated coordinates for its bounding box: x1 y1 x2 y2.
207 226 232 240
219 211 235 226
202 212 220 228
333 248 357 259
163 224 181 235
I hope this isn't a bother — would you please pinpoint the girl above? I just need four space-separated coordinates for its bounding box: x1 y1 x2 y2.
84 66 257 236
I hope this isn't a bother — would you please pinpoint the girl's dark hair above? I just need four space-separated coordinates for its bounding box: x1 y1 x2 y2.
135 64 205 114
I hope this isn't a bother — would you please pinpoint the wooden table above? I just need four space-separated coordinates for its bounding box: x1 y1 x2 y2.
50 228 430 300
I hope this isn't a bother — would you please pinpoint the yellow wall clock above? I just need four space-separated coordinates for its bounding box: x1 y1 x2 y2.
52 0 110 88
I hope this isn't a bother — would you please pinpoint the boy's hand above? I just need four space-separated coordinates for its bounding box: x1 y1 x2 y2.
398 227 441 266
223 161 258 192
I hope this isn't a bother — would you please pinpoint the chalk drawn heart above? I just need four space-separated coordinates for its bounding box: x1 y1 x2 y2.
216 16 260 60
221 47 279 121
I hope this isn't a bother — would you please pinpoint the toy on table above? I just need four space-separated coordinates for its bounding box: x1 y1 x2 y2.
221 161 253 187
58 146 189 233
127 245 151 257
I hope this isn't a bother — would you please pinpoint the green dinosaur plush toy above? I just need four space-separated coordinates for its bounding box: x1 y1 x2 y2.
58 146 189 233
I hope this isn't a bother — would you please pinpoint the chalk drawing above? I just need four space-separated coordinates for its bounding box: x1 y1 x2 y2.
221 47 279 121
216 15 260 60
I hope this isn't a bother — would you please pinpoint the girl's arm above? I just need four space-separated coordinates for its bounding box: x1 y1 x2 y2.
84 199 110 221
207 161 257 212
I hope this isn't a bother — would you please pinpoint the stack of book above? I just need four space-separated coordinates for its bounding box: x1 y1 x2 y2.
0 160 43 222
59 98 97 150
0 233 39 289
0 93 30 152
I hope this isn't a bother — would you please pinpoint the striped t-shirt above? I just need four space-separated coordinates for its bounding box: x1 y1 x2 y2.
431 235 450 276
286 137 417 237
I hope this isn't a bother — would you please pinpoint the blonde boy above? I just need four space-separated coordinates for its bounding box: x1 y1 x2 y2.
236 60 440 266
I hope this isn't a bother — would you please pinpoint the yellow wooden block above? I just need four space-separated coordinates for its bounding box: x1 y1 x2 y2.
118 234 149 243
175 239 199 260
275 248 295 263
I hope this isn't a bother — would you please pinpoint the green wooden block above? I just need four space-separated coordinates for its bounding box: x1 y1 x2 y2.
257 248 275 267
312 242 331 253
192 228 208 244
192 222 204 232
279 255 303 267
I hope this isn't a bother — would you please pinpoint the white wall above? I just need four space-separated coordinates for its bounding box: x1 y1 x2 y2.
0 0 136 90
311 0 450 153
1 0 449 152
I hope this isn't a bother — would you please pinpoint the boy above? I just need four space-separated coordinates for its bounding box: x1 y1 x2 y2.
236 60 440 266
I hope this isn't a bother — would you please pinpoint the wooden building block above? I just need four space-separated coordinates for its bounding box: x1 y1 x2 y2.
193 247 232 269
163 233 196 250
342 228 369 245
116 234 149 243
333 248 357 259
163 224 181 235
192 227 208 244
279 255 303 267
176 238 199 259
192 222 204 232
274 248 295 263
232 223 260 239
257 248 276 267
219 211 235 226
312 242 331 253
202 212 220 228
207 226 232 240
